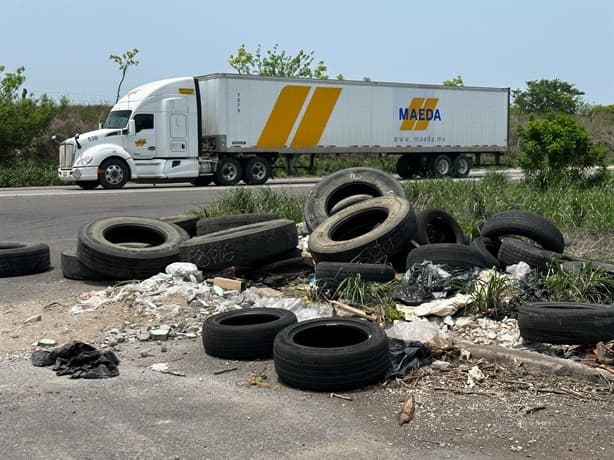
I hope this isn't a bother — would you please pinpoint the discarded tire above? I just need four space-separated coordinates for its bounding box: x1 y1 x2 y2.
0 241 50 277
560 260 614 276
308 196 417 263
316 262 395 290
497 238 564 270
304 167 406 232
480 210 565 253
415 208 465 245
196 213 279 236
77 217 190 280
470 236 501 268
274 318 390 391
180 219 298 272
406 243 487 270
160 214 199 237
202 308 297 360
518 302 614 345
61 248 108 281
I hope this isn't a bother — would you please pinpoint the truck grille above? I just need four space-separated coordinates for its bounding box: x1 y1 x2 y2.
59 143 75 168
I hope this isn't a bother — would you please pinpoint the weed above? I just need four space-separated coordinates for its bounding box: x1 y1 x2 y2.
466 271 514 317
543 260 614 304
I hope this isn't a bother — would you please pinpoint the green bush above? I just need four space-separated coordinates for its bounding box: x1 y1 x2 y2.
517 112 606 185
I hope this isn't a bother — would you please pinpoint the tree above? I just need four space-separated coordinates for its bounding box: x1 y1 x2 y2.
228 44 328 78
0 65 64 159
443 75 464 86
512 79 584 115
109 48 139 103
517 112 605 185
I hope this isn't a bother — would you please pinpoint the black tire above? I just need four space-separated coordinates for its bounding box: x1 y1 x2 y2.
497 237 564 270
316 262 395 290
480 210 564 253
202 308 297 360
160 214 199 237
396 155 419 179
98 158 129 189
61 247 108 281
191 176 213 186
274 318 390 391
561 260 614 276
405 243 488 270
196 213 279 236
470 236 501 268
76 181 99 190
77 217 190 280
518 302 614 345
329 194 372 215
304 167 406 233
214 157 242 186
0 242 50 277
415 208 465 245
308 196 417 263
243 156 272 185
180 219 298 272
452 155 471 178
429 154 452 177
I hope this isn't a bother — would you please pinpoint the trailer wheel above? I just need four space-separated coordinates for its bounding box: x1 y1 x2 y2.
98 158 129 189
76 181 99 190
396 155 419 179
214 157 242 186
243 156 271 185
430 154 452 177
452 155 471 178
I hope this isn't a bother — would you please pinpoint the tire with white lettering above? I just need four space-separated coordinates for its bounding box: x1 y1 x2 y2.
77 217 190 280
202 308 298 360
179 219 298 272
196 213 279 236
518 302 614 345
61 247 108 281
405 243 488 270
308 196 417 263
0 242 50 277
497 237 564 271
415 208 465 245
480 210 565 253
160 214 199 237
304 167 406 233
274 318 390 391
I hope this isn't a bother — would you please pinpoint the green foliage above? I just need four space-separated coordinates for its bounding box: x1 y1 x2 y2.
442 75 464 87
0 65 65 159
466 271 514 316
109 48 139 103
228 44 328 78
543 260 614 304
0 158 61 186
517 112 606 184
512 79 584 115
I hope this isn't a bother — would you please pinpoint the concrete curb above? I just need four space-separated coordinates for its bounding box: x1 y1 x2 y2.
455 340 614 384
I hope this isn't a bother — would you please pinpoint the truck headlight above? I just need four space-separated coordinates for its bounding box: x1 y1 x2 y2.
75 156 94 166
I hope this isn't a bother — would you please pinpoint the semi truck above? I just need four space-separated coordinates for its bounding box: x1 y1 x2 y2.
57 73 509 189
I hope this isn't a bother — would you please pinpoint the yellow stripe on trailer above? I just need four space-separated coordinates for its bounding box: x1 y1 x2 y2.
291 87 342 148
256 86 310 147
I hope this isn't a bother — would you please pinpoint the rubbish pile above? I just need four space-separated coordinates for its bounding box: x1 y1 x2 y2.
30 166 614 389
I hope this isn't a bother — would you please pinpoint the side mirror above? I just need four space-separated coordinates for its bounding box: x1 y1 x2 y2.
128 119 136 136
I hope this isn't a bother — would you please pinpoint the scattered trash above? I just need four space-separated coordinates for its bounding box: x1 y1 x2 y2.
150 362 185 377
385 319 449 346
385 339 432 379
398 394 416 426
165 262 203 282
467 365 485 388
37 338 57 347
32 341 119 379
397 293 473 319
329 393 353 401
23 314 42 325
213 366 238 375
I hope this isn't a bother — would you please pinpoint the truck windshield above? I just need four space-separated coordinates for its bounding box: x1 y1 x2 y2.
102 110 132 129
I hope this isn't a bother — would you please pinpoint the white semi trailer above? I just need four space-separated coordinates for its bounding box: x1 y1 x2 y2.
57 74 509 189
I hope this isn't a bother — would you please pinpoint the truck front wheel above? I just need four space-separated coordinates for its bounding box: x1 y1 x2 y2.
98 158 129 189
214 157 242 186
430 154 452 177
243 156 271 185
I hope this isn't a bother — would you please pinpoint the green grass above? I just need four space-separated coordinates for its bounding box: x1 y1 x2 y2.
0 158 62 187
542 260 614 304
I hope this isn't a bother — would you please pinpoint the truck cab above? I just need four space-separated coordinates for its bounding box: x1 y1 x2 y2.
58 77 202 189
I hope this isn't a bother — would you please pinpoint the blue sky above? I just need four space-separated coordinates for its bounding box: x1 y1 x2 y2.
1 0 612 104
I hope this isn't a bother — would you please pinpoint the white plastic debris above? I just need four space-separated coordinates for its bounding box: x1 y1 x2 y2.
396 293 473 319
150 363 169 373
165 262 204 282
385 319 449 345
243 289 333 322
505 261 532 280
467 365 485 388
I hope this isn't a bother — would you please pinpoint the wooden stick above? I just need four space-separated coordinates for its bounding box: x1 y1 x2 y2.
330 300 377 321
